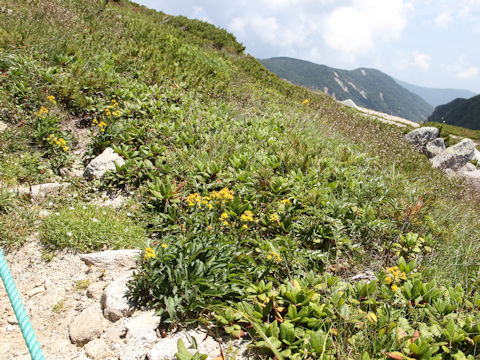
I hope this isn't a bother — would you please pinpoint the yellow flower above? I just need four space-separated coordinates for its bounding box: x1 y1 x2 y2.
280 198 291 205
385 276 392 284
242 224 248 229
220 212 229 220
144 247 156 259
63 146 69 152
240 210 254 222
391 284 399 292
161 243 168 249
207 225 213 230
269 213 279 222
208 203 213 210
222 221 229 226
47 95 56 104
92 118 98 124
302 99 310 105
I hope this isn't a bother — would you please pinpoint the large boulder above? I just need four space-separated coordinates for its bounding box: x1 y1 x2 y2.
404 127 439 147
425 138 446 158
473 148 480 164
430 139 476 171
84 147 125 180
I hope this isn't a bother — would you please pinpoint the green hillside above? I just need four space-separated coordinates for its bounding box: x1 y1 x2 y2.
428 95 480 130
1 1 480 358
260 57 434 122
395 79 476 108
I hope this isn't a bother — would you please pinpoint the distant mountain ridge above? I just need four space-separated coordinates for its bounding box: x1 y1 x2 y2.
395 79 476 108
259 57 433 122
428 95 480 130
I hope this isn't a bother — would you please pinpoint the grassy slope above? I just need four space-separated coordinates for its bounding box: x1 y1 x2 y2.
1 1 480 358
260 57 434 122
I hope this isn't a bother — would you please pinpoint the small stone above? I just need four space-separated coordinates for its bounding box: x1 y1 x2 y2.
28 286 46 298
0 121 7 132
6 324 18 332
69 305 105 346
119 312 160 360
101 274 135 322
86 282 106 300
84 147 125 180
7 315 18 325
83 338 111 360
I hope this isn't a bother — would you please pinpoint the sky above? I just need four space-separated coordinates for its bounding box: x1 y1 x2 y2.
134 0 480 93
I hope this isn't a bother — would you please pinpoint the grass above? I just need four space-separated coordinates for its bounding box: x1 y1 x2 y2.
1 0 480 358
41 203 146 252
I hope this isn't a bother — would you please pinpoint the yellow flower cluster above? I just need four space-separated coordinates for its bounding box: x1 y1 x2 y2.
280 198 292 205
186 188 234 208
92 118 107 132
34 106 48 119
302 99 310 105
144 247 156 259
47 95 56 104
269 213 279 222
105 99 121 117
46 134 69 152
267 251 282 263
240 210 254 222
384 266 406 291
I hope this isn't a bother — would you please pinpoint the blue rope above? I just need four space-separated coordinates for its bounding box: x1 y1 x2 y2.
0 248 46 360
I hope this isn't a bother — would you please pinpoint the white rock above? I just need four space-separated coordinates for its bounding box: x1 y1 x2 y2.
83 338 112 360
79 249 141 268
101 274 135 322
473 149 480 164
119 312 160 360
86 282 106 300
28 286 46 298
430 139 476 171
147 329 249 360
0 121 7 132
425 138 446 158
16 183 70 201
404 127 439 147
84 147 125 180
69 305 105 346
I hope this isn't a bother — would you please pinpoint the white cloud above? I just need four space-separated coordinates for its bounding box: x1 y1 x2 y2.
434 10 452 27
322 0 408 60
458 66 479 79
412 51 432 70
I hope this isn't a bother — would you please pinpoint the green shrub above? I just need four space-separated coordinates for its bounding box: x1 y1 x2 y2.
41 203 146 252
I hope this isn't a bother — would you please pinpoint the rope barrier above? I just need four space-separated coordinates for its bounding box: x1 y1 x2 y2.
0 248 46 360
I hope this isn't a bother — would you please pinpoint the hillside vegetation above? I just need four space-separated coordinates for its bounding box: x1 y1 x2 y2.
395 79 476 108
260 57 433 122
428 95 480 130
1 1 480 358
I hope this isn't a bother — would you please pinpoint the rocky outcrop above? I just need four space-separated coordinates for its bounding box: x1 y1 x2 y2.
84 147 125 180
430 139 475 171
404 127 439 147
425 138 446 158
